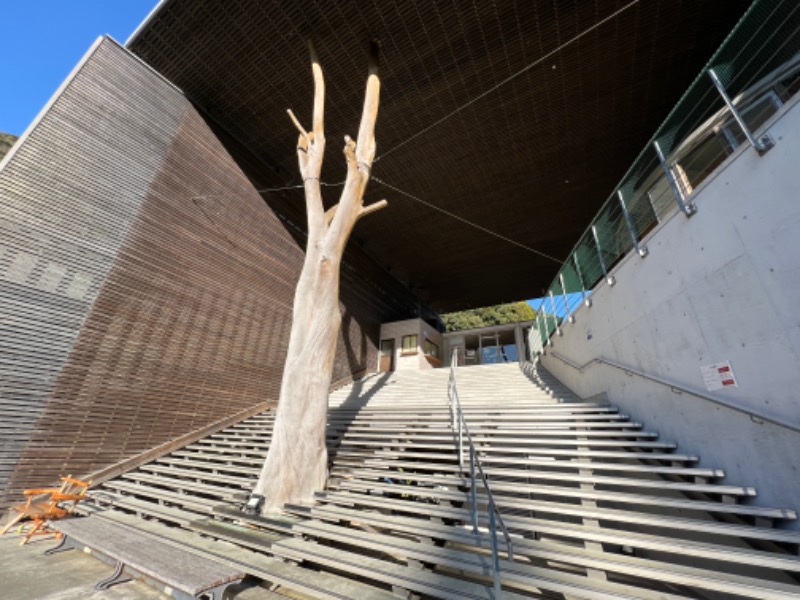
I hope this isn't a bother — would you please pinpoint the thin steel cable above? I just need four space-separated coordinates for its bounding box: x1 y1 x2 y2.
256 180 347 193
372 176 562 264
375 0 640 163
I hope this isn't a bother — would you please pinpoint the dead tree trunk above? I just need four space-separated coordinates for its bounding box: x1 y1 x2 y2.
252 41 386 514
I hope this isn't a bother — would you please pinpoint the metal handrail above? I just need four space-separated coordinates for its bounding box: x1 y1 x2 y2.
548 351 800 434
447 350 513 598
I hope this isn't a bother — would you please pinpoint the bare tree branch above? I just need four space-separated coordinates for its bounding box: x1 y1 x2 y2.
359 199 388 220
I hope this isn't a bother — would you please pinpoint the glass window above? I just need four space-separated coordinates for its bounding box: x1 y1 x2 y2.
424 339 439 357
401 334 417 354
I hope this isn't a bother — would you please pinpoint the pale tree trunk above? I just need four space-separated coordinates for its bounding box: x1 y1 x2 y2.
253 41 387 514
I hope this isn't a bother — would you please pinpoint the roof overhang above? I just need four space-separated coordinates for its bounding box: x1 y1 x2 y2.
127 0 752 312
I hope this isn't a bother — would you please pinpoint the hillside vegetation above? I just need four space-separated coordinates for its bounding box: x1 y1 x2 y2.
0 132 18 161
441 301 536 332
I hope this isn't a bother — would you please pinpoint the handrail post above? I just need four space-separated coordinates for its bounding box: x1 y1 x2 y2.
458 407 464 469
536 312 546 353
573 254 592 307
617 189 648 258
591 225 615 287
489 502 502 598
653 140 696 216
708 68 774 155
548 291 562 336
470 446 478 534
559 272 575 324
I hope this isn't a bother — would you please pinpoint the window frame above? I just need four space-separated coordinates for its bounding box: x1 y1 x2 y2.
401 334 418 355
423 338 439 358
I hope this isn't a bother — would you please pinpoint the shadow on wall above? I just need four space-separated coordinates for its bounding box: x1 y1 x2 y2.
340 308 369 381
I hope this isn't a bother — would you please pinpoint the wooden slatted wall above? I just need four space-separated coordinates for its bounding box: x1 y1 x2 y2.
0 38 428 508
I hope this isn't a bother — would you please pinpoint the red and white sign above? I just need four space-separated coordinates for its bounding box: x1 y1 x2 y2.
700 361 738 391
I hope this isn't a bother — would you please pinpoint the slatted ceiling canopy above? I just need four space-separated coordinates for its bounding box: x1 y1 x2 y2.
128 0 751 311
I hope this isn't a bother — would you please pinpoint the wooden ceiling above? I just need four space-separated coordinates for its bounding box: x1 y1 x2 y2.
128 0 751 311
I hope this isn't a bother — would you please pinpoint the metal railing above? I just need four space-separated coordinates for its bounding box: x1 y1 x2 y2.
549 351 800 435
531 0 800 344
447 349 513 598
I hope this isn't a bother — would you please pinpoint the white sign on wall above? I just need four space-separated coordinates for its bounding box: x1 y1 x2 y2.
700 361 738 391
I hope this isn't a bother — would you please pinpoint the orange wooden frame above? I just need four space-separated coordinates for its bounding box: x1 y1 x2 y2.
0 475 91 545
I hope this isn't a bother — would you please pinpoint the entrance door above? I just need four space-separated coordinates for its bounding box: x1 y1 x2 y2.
379 339 395 372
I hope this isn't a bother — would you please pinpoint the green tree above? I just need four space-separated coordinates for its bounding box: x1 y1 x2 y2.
442 301 536 332
0 132 18 161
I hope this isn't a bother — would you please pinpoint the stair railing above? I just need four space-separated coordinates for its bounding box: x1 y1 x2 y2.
549 351 800 435
447 349 513 597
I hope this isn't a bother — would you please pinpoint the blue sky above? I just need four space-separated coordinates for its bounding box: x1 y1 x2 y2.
2 1 156 136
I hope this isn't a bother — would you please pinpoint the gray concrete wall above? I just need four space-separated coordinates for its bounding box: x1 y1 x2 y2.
540 94 800 523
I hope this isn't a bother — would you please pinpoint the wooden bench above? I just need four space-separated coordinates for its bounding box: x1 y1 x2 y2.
47 517 244 599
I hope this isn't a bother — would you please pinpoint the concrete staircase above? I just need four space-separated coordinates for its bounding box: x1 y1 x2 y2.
79 362 800 599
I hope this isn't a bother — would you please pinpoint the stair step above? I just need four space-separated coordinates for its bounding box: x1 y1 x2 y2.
343 421 641 431
101 480 222 513
212 504 302 535
317 491 800 572
138 464 257 488
292 503 800 600
93 511 395 600
321 487 800 548
84 492 200 526
339 462 743 495
334 447 697 463
334 468 795 520
272 536 531 600
121 471 244 499
290 519 687 600
156 456 261 475
338 438 678 450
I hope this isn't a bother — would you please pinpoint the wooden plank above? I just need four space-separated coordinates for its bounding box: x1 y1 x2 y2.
53 517 245 595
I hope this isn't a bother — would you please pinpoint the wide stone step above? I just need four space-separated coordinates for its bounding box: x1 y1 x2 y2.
326 485 800 547
337 438 677 451
345 450 718 478
291 503 800 600
84 492 201 526
316 491 800 572
333 468 796 520
328 403 617 414
332 446 700 464
339 462 739 495
121 471 244 500
272 536 538 600
343 430 659 441
101 479 221 514
342 421 642 432
139 464 257 488
289 519 687 600
156 456 261 476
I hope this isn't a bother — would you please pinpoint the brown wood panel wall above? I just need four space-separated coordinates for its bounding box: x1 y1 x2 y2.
1 39 428 508
0 38 189 506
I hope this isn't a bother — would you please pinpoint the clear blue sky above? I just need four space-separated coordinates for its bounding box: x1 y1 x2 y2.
1 1 156 136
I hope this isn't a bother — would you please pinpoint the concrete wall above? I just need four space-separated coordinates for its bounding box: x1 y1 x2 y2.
379 319 443 370
540 94 800 523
